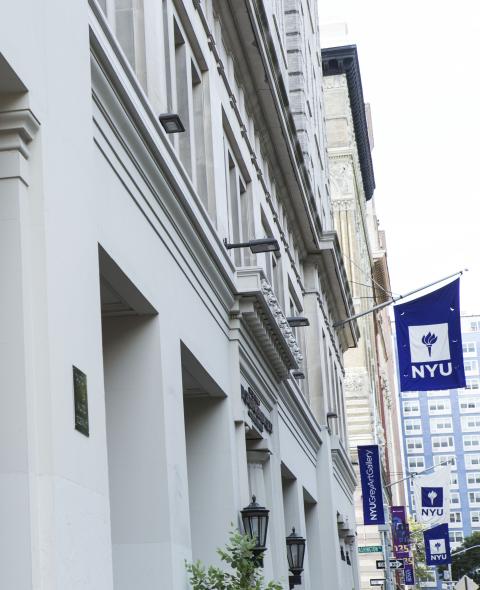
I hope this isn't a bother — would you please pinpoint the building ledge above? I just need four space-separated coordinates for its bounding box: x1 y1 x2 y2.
322 45 375 201
235 267 302 379
331 434 357 494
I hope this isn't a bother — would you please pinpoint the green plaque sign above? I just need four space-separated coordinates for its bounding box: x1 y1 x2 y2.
73 366 89 437
359 546 383 554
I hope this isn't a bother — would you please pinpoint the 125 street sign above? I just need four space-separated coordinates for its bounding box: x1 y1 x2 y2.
376 559 404 570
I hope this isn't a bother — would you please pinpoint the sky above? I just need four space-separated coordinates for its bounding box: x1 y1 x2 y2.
319 0 480 313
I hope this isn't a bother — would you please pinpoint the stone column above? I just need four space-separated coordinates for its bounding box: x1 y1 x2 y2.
0 107 40 589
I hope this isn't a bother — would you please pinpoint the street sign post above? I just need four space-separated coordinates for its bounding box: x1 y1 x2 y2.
359 546 384 554
370 580 385 586
376 559 404 570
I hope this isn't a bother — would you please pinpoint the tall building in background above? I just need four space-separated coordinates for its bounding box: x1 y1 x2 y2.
322 43 405 590
398 315 480 583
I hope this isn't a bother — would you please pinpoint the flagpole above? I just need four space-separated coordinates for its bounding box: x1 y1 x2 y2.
333 269 467 329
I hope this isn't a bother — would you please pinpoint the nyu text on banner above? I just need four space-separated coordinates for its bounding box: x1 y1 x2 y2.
394 278 465 392
413 465 451 527
424 524 451 566
391 506 410 558
358 445 385 525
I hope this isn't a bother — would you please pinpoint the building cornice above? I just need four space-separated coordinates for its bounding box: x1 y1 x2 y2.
322 45 375 201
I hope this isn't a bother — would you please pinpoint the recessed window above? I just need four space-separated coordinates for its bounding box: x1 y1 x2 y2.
434 454 456 469
404 419 422 434
449 530 464 544
403 400 420 416
406 438 424 454
450 492 461 507
450 511 462 525
460 398 480 413
463 342 477 356
464 435 480 450
465 454 480 469
461 415 480 431
465 360 479 375
469 491 480 506
428 399 451 415
466 378 480 390
430 417 453 433
467 472 480 487
408 456 425 471
432 435 455 451
471 511 480 526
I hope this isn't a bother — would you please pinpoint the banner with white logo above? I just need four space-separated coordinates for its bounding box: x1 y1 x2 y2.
394 279 465 392
358 445 385 525
413 466 451 527
424 523 451 565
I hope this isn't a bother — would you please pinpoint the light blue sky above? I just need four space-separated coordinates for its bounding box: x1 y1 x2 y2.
319 0 480 312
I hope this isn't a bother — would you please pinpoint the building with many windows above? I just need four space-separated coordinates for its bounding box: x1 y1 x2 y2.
399 315 480 555
0 1 373 589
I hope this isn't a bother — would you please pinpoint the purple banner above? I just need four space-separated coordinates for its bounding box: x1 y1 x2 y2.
391 506 410 558
403 556 415 585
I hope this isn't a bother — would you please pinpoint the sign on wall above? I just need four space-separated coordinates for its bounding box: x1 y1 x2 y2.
394 279 465 392
73 365 89 437
358 445 385 525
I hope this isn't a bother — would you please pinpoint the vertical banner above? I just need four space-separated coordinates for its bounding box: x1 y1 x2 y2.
391 506 410 558
358 445 385 525
394 278 465 392
424 524 451 565
413 466 451 527
403 556 415 585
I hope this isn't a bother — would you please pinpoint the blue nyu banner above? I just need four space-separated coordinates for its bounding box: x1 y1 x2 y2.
424 524 451 565
358 445 385 525
394 279 465 392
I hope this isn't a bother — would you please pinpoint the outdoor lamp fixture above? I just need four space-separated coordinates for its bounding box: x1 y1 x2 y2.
286 527 306 590
241 495 270 565
326 411 338 434
346 551 351 565
158 113 185 134
291 370 306 380
287 316 310 328
223 237 280 254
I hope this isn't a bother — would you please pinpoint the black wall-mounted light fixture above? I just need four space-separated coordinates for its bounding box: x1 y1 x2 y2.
159 113 185 133
287 316 310 328
223 237 280 254
286 527 306 590
241 495 270 565
340 546 346 561
291 370 305 380
346 550 351 565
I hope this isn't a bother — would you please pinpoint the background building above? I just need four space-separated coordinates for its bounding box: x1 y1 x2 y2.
398 314 480 585
322 42 405 590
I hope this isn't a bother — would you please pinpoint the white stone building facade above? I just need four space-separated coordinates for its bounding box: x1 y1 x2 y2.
1 2 362 589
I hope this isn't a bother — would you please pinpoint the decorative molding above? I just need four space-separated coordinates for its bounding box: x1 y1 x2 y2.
330 158 355 196
0 109 40 158
236 267 302 379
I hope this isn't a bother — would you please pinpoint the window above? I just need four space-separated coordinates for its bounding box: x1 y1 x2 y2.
406 438 424 454
450 472 459 488
465 360 479 375
450 492 461 507
462 415 480 431
463 342 477 356
450 511 462 526
460 398 480 413
404 419 422 434
428 399 451 415
469 491 480 506
430 417 453 433
431 435 455 451
113 0 147 90
467 472 480 487
403 400 420 416
470 320 480 332
434 454 456 469
466 378 480 390
464 435 480 450
408 456 425 471
471 511 480 526
465 454 480 469
449 530 464 544
225 146 253 267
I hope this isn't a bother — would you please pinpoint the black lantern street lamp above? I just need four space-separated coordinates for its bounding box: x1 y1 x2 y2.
286 527 306 590
241 495 270 564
